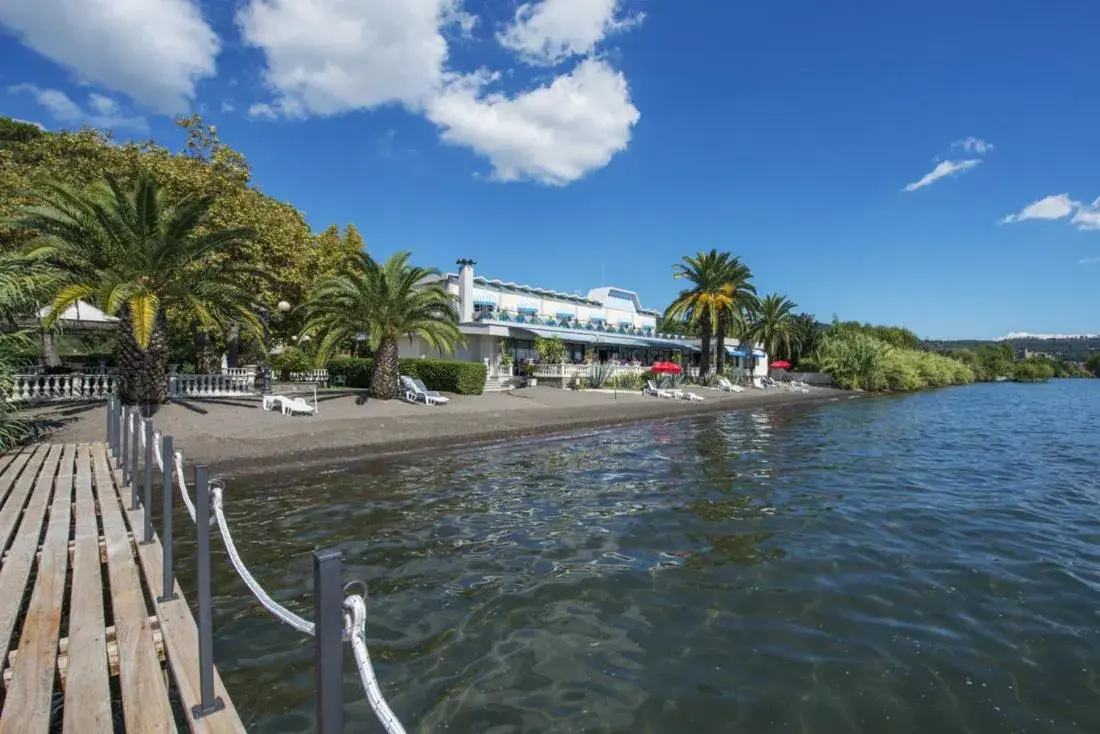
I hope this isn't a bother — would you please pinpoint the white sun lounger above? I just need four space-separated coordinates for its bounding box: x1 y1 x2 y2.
401 375 447 405
643 380 676 399
281 396 316 416
717 377 745 393
680 391 704 402
262 394 286 411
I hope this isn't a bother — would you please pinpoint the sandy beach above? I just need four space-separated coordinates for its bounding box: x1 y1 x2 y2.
24 384 852 478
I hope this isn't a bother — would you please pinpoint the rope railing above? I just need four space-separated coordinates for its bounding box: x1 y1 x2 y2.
112 401 405 732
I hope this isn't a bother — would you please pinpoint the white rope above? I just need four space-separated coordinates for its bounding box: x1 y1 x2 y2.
174 451 196 523
152 431 164 472
210 484 316 636
344 595 407 734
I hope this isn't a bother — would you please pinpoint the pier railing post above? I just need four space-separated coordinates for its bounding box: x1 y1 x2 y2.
314 548 345 733
120 407 130 482
129 409 140 510
106 396 114 454
158 434 177 603
192 465 225 719
142 419 155 543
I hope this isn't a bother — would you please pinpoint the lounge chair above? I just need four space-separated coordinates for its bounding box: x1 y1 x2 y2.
752 377 768 390
643 380 676 399
401 375 447 406
413 377 449 405
680 391 704 402
262 394 286 411
717 377 745 393
281 396 316 416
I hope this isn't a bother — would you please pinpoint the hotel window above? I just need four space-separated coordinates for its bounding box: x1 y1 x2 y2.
474 303 496 314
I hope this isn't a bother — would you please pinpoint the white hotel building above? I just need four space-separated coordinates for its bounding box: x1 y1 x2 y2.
400 260 768 381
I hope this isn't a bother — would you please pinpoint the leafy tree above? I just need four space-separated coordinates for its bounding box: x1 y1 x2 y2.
746 294 799 362
11 175 263 405
713 256 757 374
665 249 743 376
1087 353 1100 378
535 335 568 363
302 252 462 399
0 116 44 149
789 312 822 368
310 223 367 283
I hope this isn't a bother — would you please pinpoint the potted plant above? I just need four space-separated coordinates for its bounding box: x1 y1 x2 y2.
522 361 538 387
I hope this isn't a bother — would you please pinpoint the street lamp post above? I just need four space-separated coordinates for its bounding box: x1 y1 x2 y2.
260 300 292 396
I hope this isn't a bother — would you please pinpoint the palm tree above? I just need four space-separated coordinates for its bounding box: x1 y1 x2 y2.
10 175 263 405
664 250 734 378
302 252 462 399
0 251 53 450
746 293 799 364
714 257 758 375
789 312 821 367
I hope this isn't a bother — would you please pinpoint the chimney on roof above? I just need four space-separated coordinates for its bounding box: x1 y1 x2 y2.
456 258 476 323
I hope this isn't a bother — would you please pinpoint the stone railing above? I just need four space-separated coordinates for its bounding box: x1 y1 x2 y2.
280 369 329 385
532 363 653 379
168 373 257 399
7 373 117 403
221 367 257 379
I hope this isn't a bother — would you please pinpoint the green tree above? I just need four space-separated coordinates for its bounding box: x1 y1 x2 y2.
302 252 461 399
11 175 263 405
746 294 799 362
0 116 45 150
535 335 567 363
310 223 367 283
789 312 821 368
713 256 757 374
664 249 741 376
1087 353 1100 378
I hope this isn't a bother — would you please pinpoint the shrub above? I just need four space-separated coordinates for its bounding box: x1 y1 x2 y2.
273 346 313 375
534 335 567 363
1013 359 1055 383
326 356 487 395
587 362 614 388
608 371 644 390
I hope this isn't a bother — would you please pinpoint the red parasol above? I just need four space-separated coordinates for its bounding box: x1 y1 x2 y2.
769 360 791 369
651 361 682 374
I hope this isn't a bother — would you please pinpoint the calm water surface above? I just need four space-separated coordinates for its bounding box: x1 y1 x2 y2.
178 380 1100 733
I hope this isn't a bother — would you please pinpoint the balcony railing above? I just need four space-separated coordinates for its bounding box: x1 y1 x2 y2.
7 373 117 403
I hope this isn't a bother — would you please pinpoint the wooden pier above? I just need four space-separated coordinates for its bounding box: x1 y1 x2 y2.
0 442 243 732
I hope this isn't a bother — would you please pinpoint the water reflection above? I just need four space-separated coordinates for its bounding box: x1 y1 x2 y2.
180 381 1100 733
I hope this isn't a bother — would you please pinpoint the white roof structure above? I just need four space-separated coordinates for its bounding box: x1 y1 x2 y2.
37 300 118 327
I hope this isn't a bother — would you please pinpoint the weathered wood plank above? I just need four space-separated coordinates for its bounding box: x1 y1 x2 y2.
0 445 44 552
62 443 112 733
0 445 62 677
0 444 75 730
0 447 34 512
5 618 163 687
91 443 174 732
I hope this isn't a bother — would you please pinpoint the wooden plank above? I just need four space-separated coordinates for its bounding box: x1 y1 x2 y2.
0 444 75 730
0 445 44 551
0 447 34 512
0 445 62 676
91 443 174 732
5 618 163 687
62 443 112 733
117 458 244 733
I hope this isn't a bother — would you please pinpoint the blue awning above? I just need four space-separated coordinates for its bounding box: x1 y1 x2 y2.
555 311 575 318
752 349 766 357
590 316 606 322
474 299 496 306
515 326 650 347
727 347 748 357
517 306 538 314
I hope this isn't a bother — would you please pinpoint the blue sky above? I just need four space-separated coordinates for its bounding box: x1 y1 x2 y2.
1 0 1098 339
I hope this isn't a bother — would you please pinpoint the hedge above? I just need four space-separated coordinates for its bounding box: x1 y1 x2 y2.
326 357 487 395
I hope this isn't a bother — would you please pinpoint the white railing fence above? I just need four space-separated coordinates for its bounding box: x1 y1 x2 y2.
280 369 329 385
221 367 257 379
531 363 655 379
169 373 257 399
7 373 118 403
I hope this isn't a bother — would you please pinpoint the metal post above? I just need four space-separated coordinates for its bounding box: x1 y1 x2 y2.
157 435 177 603
192 465 225 718
120 406 130 482
105 396 113 450
129 410 140 510
261 307 272 395
142 419 155 543
314 549 345 733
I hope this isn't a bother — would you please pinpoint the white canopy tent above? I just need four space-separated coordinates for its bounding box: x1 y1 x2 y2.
35 300 118 330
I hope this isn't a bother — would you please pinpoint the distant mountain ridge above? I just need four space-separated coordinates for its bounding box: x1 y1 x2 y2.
924 334 1100 361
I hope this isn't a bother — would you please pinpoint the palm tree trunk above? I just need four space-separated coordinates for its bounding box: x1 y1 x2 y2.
226 321 239 368
115 306 170 407
698 313 712 377
193 325 218 373
41 330 62 369
115 305 143 405
146 313 170 405
371 337 400 399
715 314 727 375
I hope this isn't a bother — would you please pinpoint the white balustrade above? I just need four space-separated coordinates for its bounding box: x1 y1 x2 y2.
281 369 329 385
222 367 257 379
532 363 652 379
169 373 257 399
7 373 117 403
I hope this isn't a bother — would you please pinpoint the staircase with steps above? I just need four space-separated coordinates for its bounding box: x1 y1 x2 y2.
484 374 523 392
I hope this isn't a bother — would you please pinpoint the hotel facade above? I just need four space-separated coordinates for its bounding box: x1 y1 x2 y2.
400 260 769 381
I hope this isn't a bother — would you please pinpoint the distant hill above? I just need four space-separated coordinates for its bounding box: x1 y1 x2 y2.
923 335 1100 362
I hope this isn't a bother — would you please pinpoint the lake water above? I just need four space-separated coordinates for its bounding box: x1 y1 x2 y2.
179 380 1100 733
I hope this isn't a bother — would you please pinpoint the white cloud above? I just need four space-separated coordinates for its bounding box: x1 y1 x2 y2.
1071 198 1100 231
952 137 994 155
0 0 219 114
995 331 1099 340
426 58 639 185
1079 257 1100 265
9 83 149 133
1000 194 1077 224
497 0 644 66
237 0 469 116
221 101 236 114
247 102 278 120
903 159 981 192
